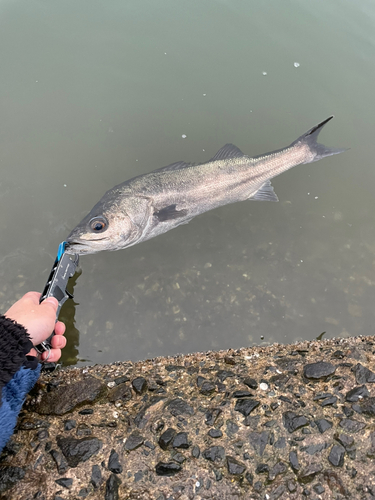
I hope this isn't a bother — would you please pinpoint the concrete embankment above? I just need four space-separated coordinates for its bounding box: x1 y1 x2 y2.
1 336 375 499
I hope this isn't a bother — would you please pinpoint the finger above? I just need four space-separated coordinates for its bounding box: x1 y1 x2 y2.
51 335 66 349
41 348 61 363
23 291 42 304
54 321 66 336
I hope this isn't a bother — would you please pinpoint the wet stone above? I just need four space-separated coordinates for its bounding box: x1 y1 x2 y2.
108 449 122 474
132 376 147 394
167 398 194 416
283 411 309 433
335 433 354 449
315 418 333 434
359 396 375 416
216 370 235 382
208 429 222 438
199 380 216 395
346 385 370 402
57 436 103 467
91 464 102 489
226 420 239 436
255 463 269 474
37 429 49 441
232 390 253 398
321 396 338 407
64 419 76 431
191 445 200 458
114 375 130 385
155 462 182 476
0 466 25 493
328 444 345 467
124 432 144 451
354 363 375 384
105 473 121 500
205 408 221 425
34 376 105 415
50 449 69 474
303 361 336 380
159 428 176 450
108 384 132 403
248 431 269 456
339 418 366 433
313 484 325 494
274 437 286 449
301 442 328 455
289 451 300 471
171 451 186 463
298 463 323 484
55 478 73 489
144 440 155 450
226 456 246 475
172 432 189 449
243 377 258 389
202 445 225 462
76 424 92 437
78 408 94 415
18 418 49 430
234 398 260 417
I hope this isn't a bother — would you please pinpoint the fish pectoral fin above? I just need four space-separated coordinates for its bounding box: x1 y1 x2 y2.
154 204 189 222
210 143 246 161
250 181 279 202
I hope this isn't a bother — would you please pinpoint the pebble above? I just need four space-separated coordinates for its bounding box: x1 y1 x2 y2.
234 398 260 416
155 462 182 476
57 437 102 467
159 428 176 450
105 473 121 500
226 456 246 475
303 361 336 379
108 449 122 474
328 444 345 467
124 433 144 451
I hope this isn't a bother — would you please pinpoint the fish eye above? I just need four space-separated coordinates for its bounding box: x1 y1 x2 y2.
89 216 108 232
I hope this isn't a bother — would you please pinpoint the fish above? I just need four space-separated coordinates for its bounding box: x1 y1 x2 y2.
66 116 345 255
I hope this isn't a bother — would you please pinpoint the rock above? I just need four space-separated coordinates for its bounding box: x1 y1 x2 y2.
226 420 239 436
159 428 176 450
191 445 200 458
91 464 102 489
0 466 25 493
172 432 189 449
216 370 235 382
269 484 286 499
314 418 333 434
155 462 182 476
300 442 328 455
76 423 92 437
205 408 222 425
289 451 300 471
208 429 222 438
108 383 132 403
303 361 336 379
243 377 258 389
359 396 375 416
346 385 370 402
328 444 345 467
283 411 309 433
248 431 269 456
234 398 260 417
105 473 121 500
34 376 105 415
166 398 194 416
171 451 185 464
199 380 216 395
202 446 225 462
273 437 286 449
132 377 147 394
321 396 338 407
354 363 375 384
298 463 323 484
313 484 325 494
55 478 73 489
50 449 69 474
57 436 103 467
78 408 94 415
268 461 287 481
124 432 144 451
339 419 366 433
232 390 253 398
108 449 122 474
255 463 269 473
226 456 246 475
64 419 76 431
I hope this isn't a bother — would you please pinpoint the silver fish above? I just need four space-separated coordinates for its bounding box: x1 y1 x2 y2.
66 116 345 255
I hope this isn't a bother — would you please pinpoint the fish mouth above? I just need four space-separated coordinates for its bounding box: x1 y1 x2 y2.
65 238 107 255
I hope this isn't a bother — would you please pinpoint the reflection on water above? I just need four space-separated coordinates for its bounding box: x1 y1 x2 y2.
1 0 375 366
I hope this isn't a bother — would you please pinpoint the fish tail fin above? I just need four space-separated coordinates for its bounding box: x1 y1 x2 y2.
291 116 348 163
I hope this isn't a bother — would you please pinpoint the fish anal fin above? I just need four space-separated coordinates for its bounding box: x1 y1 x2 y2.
250 181 279 202
154 204 189 221
210 143 246 161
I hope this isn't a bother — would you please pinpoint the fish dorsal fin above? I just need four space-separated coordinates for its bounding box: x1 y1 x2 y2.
250 180 279 202
210 143 246 161
153 161 193 173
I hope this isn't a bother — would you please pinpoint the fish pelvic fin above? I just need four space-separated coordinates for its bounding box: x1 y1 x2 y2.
291 116 348 163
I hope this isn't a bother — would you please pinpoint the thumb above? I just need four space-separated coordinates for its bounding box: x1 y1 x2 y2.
40 297 59 315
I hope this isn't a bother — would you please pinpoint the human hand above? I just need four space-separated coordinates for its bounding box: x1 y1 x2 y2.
5 291 66 363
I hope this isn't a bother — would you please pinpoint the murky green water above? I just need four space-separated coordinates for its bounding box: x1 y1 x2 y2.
1 0 375 366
